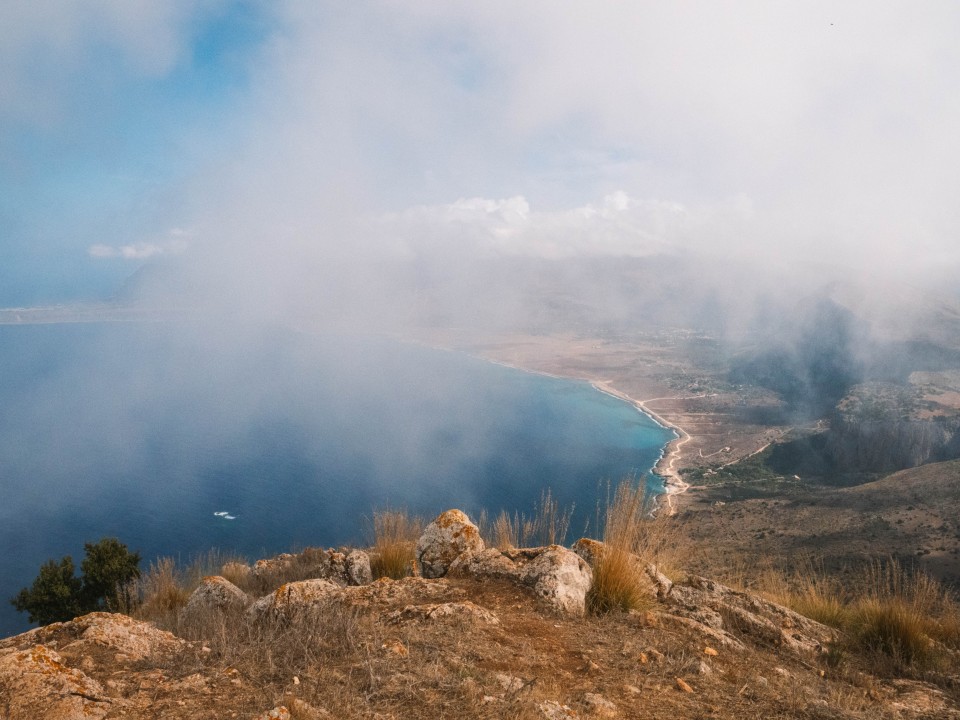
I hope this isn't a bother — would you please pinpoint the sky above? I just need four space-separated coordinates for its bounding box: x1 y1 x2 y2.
3 1 960 309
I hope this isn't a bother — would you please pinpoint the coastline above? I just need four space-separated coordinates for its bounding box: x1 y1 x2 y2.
589 381 691 516
389 333 694 515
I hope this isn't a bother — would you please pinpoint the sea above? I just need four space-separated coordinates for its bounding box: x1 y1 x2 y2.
0 321 674 635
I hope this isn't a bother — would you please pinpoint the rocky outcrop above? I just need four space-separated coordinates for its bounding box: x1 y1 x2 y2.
251 547 372 587
450 545 593 616
572 538 665 600
180 576 249 626
662 575 834 656
0 644 111 720
385 601 500 625
248 578 342 621
416 509 485 578
0 613 191 720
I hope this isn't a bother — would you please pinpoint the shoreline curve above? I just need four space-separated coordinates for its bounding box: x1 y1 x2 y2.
589 381 691 516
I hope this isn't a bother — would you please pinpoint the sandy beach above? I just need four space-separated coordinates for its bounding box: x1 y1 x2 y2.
589 380 692 514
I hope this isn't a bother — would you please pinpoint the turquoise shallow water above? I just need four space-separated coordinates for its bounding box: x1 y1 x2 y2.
0 322 674 634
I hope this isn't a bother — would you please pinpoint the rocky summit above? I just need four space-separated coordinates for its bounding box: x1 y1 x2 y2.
1 510 958 719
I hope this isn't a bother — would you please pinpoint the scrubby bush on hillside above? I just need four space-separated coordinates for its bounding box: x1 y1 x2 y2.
10 537 141 625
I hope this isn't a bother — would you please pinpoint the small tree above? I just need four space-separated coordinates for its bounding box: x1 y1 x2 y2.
10 556 83 626
10 537 141 626
80 538 141 611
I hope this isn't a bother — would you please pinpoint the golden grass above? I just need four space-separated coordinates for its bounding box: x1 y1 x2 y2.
480 489 574 550
752 556 960 673
369 509 422 580
587 481 662 615
130 557 191 624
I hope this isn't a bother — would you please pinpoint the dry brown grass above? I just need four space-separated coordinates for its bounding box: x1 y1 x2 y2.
587 480 675 615
369 509 422 580
751 556 960 675
480 489 574 550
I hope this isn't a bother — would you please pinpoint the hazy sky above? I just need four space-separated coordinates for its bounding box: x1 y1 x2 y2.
3 1 959 306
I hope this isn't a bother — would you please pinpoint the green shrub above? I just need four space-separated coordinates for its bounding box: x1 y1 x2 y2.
10 537 141 626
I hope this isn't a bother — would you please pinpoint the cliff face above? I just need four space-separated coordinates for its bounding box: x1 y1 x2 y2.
826 383 960 472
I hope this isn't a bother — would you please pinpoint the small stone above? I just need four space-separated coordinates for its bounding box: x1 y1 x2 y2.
383 640 408 657
539 700 580 719
495 673 525 693
675 678 693 693
697 660 712 676
623 685 642 696
583 692 617 717
293 675 300 685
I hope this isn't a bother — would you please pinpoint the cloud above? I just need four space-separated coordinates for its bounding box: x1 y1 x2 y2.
88 231 190 260
7 1 960 311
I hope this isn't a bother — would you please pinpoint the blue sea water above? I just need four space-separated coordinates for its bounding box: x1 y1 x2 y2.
0 322 674 635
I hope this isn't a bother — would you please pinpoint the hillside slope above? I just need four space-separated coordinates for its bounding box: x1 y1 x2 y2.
2 510 959 719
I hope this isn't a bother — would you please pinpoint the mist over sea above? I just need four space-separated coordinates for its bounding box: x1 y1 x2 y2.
0 322 673 635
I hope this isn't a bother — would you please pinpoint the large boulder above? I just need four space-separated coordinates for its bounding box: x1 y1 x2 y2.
665 575 835 656
0 644 111 720
415 509 485 579
450 545 593 616
180 576 250 626
248 579 342 621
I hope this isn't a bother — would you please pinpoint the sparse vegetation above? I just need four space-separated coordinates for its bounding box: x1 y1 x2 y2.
480 489 574 550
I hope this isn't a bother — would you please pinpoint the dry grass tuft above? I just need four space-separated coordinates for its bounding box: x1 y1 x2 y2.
130 557 191 624
480 489 574 550
369 509 422 580
588 481 659 615
847 559 951 670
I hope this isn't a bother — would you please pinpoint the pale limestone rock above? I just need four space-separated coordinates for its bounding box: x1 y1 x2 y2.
253 706 291 720
416 509 485 578
450 545 592 616
386 601 500 625
520 546 593 617
0 613 186 665
646 563 673 599
181 575 249 625
664 575 835 656
583 692 618 717
539 700 580 719
346 549 372 585
249 578 341 620
495 672 525 693
0 644 112 720
652 613 745 650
